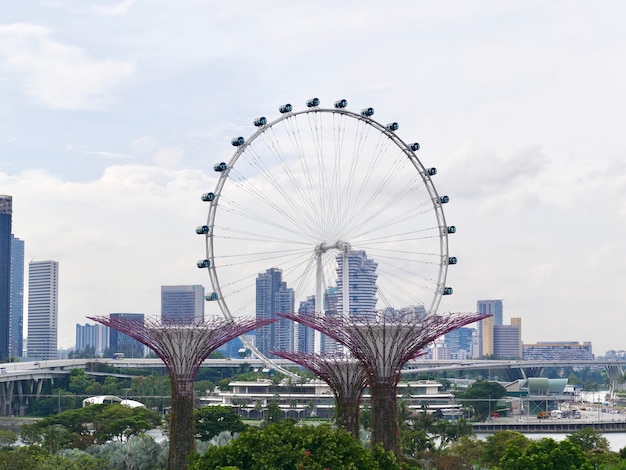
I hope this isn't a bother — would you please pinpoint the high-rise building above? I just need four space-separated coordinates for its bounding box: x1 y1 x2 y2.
444 327 474 357
336 250 378 319
322 286 340 353
27 260 59 360
161 285 205 324
297 295 316 354
9 235 24 358
109 313 145 358
477 299 503 357
76 323 110 356
0 195 11 360
255 268 294 357
493 323 521 359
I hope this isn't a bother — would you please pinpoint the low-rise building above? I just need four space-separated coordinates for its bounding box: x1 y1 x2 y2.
201 379 459 419
523 342 593 361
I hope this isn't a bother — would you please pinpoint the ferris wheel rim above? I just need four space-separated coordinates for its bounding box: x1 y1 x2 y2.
201 99 454 370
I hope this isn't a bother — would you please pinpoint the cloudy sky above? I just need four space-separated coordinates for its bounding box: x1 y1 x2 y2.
1 1 625 354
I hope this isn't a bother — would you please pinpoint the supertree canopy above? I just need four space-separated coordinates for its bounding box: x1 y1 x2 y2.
281 311 490 458
88 314 275 470
272 351 367 438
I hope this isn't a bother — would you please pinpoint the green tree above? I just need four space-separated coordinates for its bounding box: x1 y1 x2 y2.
499 438 594 470
481 430 530 468
195 406 247 441
129 374 170 410
458 380 506 420
262 401 285 427
191 421 399 470
566 428 619 467
0 430 16 449
445 435 484 466
68 368 93 394
0 446 47 469
22 404 161 450
85 435 167 470
432 418 473 450
194 380 215 397
400 428 434 461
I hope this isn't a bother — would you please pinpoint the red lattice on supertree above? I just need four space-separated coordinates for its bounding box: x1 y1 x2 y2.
273 350 367 438
280 311 490 458
88 315 275 470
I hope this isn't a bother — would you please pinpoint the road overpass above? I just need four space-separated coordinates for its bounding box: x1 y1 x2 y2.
1 357 625 416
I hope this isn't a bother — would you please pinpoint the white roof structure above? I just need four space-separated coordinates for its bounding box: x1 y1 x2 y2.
82 395 145 408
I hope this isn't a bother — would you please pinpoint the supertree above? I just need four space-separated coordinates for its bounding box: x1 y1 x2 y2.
88 314 275 470
272 351 367 438
281 311 490 458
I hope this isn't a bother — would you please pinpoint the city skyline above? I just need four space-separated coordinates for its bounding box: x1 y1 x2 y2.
1 3 625 353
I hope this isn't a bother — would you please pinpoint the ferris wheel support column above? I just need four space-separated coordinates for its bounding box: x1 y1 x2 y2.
342 248 350 321
314 253 323 354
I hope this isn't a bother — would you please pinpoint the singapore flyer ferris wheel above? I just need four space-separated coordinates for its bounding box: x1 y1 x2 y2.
197 97 456 362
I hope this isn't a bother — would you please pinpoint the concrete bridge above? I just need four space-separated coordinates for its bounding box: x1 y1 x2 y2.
1 357 625 416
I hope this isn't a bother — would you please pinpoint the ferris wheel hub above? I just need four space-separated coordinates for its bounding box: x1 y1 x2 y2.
315 241 351 255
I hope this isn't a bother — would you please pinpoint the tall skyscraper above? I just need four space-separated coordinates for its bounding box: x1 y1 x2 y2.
10 235 24 358
444 327 474 357
109 313 145 358
255 268 294 357
477 299 503 325
27 260 59 360
336 250 378 319
161 285 205 324
0 195 11 360
297 295 316 354
76 323 110 356
493 322 522 359
476 299 503 357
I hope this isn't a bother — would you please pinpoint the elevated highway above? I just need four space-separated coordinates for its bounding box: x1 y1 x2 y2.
1 357 625 416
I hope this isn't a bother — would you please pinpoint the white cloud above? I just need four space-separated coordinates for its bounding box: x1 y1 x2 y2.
3 164 215 347
94 0 136 16
0 23 134 109
152 147 184 169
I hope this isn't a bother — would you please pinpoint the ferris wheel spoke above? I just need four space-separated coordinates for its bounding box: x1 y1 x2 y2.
204 99 451 365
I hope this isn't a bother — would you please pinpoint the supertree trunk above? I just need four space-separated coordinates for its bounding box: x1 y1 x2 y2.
272 351 366 439
335 392 361 438
168 375 196 470
369 379 399 454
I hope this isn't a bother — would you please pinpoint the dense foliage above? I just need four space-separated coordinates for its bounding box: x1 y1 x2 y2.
191 420 399 470
457 380 507 420
21 403 162 449
194 406 247 441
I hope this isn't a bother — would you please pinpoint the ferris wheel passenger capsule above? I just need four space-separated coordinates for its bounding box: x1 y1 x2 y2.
197 259 210 268
201 192 216 202
427 167 437 176
442 287 454 295
214 162 228 172
254 117 267 127
410 142 420 151
386 122 399 131
448 256 458 265
205 292 219 301
447 226 456 234
231 136 245 146
334 99 348 108
439 195 449 204
279 103 293 113
306 98 320 107
195 225 209 235
361 107 375 117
